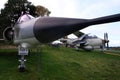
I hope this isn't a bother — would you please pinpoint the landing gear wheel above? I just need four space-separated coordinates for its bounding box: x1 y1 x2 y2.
18 66 26 72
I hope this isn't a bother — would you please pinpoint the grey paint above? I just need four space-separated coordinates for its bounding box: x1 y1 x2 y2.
14 17 40 46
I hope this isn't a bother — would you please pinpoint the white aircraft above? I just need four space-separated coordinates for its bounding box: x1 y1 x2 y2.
74 33 109 51
60 32 109 51
1 12 120 71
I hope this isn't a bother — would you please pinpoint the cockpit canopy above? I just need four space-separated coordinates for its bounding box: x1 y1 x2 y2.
84 34 98 39
17 14 35 24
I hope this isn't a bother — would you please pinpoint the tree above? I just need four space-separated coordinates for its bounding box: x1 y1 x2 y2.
0 0 51 38
36 5 51 17
0 0 36 25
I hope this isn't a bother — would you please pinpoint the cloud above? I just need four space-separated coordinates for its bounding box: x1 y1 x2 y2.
75 0 120 18
0 0 7 9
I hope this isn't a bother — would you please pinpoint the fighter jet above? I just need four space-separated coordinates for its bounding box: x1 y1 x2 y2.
2 12 120 71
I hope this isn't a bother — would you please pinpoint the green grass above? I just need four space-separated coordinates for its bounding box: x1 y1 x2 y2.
0 45 120 80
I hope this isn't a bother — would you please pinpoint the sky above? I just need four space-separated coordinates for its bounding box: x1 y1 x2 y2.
0 0 120 46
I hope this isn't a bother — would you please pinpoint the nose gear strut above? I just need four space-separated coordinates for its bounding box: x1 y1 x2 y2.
18 45 29 72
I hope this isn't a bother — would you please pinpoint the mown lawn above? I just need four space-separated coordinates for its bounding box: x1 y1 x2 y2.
0 45 120 80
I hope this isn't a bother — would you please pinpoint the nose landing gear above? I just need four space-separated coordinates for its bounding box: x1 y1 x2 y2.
18 45 29 72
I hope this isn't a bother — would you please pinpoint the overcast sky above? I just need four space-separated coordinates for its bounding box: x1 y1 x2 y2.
0 0 120 46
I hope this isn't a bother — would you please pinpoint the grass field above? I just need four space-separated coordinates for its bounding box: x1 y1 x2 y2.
0 45 120 80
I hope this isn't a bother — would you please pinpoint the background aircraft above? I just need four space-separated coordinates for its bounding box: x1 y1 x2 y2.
74 32 109 51
60 32 109 51
1 13 120 71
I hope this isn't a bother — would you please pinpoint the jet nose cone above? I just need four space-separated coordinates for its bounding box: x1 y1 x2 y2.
33 17 88 43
